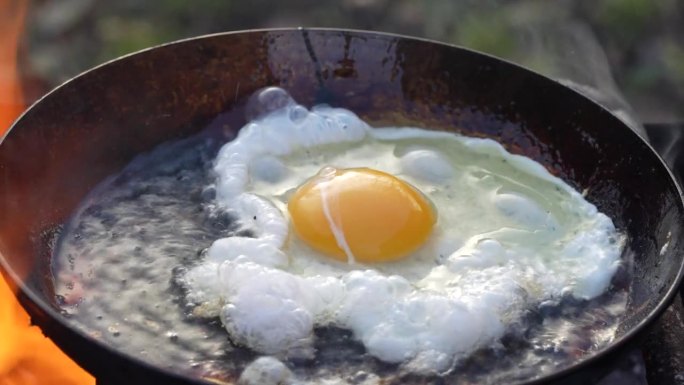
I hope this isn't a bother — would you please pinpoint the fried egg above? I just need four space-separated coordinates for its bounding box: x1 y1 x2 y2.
182 87 622 374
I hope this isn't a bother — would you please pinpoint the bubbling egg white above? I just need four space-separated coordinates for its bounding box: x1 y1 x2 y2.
182 87 623 374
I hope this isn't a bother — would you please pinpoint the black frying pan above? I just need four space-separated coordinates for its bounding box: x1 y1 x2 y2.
1 29 683 385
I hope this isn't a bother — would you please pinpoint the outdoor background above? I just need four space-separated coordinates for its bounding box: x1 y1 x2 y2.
22 0 684 124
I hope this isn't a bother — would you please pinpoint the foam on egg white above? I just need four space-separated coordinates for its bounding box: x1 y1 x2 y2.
182 87 623 374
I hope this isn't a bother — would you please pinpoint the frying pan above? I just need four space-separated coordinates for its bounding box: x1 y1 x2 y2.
1 29 683 385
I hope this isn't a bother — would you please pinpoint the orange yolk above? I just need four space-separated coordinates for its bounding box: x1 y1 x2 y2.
288 167 436 263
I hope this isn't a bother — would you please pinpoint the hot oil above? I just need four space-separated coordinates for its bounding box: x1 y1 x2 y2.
53 136 257 382
52 130 629 384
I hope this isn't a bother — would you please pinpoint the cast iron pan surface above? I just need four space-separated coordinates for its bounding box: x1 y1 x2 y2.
0 29 683 385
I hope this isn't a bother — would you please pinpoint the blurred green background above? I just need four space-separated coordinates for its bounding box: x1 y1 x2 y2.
24 0 684 123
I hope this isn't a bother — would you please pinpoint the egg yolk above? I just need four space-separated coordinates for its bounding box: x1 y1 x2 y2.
288 167 436 263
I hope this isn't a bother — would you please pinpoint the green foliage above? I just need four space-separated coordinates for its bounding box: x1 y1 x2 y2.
96 17 175 62
663 40 684 86
455 13 517 58
626 64 661 90
593 0 658 42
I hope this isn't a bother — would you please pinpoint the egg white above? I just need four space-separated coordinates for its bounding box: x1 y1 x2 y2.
182 88 623 374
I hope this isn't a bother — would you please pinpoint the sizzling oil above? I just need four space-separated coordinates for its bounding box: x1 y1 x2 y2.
52 132 630 385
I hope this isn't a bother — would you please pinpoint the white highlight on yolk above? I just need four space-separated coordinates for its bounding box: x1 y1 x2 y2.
317 166 357 264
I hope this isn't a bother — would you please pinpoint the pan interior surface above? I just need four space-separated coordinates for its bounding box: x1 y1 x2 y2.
0 29 682 385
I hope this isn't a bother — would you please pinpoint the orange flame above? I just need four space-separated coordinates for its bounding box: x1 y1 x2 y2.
0 0 25 135
0 276 95 385
1 1 95 384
